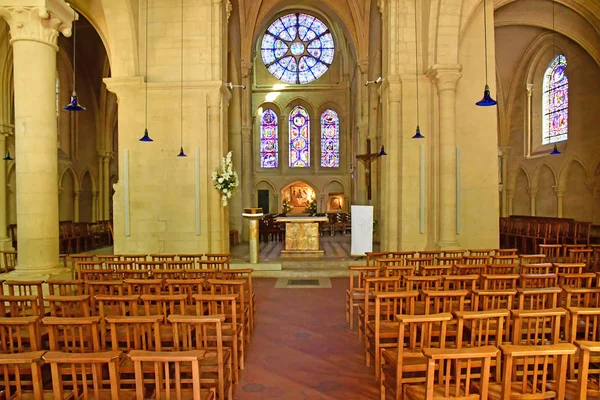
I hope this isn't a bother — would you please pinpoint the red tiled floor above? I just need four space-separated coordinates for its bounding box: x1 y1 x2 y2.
235 278 379 400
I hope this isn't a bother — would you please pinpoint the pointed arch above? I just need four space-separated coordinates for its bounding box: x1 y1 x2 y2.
59 166 80 192
79 168 97 193
559 157 591 187
320 108 340 168
508 165 531 192
531 163 558 189
542 55 568 145
289 105 311 168
259 108 279 168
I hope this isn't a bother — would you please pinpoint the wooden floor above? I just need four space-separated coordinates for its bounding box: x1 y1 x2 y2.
236 278 379 399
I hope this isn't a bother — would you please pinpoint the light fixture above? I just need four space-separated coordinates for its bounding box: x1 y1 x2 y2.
378 146 387 157
412 0 424 139
63 15 85 112
364 77 383 86
177 0 186 157
2 151 13 161
225 82 246 89
550 144 561 155
475 0 497 107
139 0 152 142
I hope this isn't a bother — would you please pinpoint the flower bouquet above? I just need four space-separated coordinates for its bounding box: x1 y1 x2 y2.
211 151 239 206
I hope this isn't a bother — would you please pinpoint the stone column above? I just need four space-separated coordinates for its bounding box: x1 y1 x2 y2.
208 91 226 252
240 61 253 241
505 189 514 217
356 58 369 205
73 189 81 222
0 130 13 250
0 3 73 272
554 186 566 218
527 187 537 216
102 152 111 220
430 66 462 249
92 191 98 222
97 153 103 220
499 147 509 217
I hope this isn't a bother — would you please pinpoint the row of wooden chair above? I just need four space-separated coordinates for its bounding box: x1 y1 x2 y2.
59 220 114 254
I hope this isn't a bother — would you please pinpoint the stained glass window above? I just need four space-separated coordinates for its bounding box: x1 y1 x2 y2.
320 109 339 167
542 55 568 145
261 13 335 85
289 106 310 167
260 109 278 168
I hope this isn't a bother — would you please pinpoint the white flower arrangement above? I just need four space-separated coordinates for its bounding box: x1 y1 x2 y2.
211 151 239 207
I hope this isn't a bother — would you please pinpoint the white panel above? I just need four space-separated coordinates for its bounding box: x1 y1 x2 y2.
351 205 373 256
124 149 130 237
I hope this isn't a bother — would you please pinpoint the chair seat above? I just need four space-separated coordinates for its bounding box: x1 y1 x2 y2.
381 349 426 371
405 383 480 400
488 382 556 400
547 380 600 400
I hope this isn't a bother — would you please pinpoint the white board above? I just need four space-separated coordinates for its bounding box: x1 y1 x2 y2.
351 205 373 256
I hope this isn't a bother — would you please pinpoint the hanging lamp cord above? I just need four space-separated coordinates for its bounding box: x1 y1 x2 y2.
72 17 76 91
414 0 420 123
483 0 489 86
145 0 149 129
180 0 184 148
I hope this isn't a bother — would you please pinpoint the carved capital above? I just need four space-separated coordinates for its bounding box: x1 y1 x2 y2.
208 91 222 109
527 187 538 198
427 64 462 93
526 83 534 95
240 61 253 78
357 58 369 75
553 185 566 197
226 0 232 21
386 75 402 103
377 0 385 15
0 2 75 50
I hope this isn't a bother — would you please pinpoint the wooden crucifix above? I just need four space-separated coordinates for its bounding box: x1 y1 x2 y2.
356 138 385 200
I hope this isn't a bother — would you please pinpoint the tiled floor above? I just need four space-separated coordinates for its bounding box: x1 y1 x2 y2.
235 278 379 400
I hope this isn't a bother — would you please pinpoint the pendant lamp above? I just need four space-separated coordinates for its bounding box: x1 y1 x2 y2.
2 151 13 161
177 0 186 157
475 0 497 106
550 144 561 155
64 15 85 112
139 0 153 142
378 146 387 157
412 0 424 139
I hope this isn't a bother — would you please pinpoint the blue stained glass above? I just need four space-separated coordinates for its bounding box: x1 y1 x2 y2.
289 106 310 167
260 109 278 168
542 55 568 145
321 109 340 168
260 13 335 85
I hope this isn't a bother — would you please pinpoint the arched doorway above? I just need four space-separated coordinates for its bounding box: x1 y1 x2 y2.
281 181 317 215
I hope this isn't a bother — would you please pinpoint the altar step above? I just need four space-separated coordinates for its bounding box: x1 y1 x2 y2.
231 258 362 278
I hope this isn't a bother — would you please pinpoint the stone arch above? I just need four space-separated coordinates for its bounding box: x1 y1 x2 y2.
558 157 592 188
253 179 276 193
281 179 319 213
508 165 530 193
533 163 558 217
531 162 557 189
79 168 97 193
79 170 95 222
59 166 78 222
510 166 530 216
429 0 462 65
253 179 277 214
6 161 15 225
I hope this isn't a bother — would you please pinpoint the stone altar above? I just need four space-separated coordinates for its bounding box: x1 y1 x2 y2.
276 216 329 256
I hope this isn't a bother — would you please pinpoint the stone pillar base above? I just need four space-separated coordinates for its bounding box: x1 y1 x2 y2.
437 240 461 251
1 265 71 281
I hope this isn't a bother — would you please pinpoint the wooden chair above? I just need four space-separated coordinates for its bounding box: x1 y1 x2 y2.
43 350 127 399
149 254 178 262
120 254 148 263
1 250 16 273
209 279 251 342
405 257 434 274
96 255 122 263
365 291 418 380
43 316 101 352
379 313 453 400
565 308 600 382
469 249 493 257
85 280 124 311
46 279 85 296
169 314 233 399
490 255 519 265
0 295 40 318
442 250 466 258
124 278 165 296
487 343 576 400
436 256 463 266
462 255 489 265
46 294 91 317
472 289 517 311
0 316 41 353
519 273 558 288
404 346 499 400
517 287 561 310
178 254 205 268
520 262 553 275
519 254 546 264
383 265 415 285
567 340 600 399
151 268 184 280
359 277 403 341
554 262 587 275
485 262 519 275
197 260 227 271
442 275 478 292
539 243 562 262
128 350 216 400
511 308 566 345
164 260 194 270
454 309 508 381
165 279 210 314
495 248 518 256
184 268 220 284
69 253 97 265
405 276 442 292
193 294 243 381
420 265 453 276
4 280 44 316
558 272 595 288
136 261 165 271
562 287 600 308
141 294 187 348
96 294 141 347
0 351 45 399
205 253 231 269
454 264 486 276
366 252 391 265
480 274 520 290
220 269 256 334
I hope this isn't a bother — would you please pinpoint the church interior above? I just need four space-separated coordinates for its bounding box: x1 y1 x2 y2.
0 0 599 398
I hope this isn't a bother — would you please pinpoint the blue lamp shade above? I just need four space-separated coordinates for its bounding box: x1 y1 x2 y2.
412 125 425 139
177 146 187 157
476 84 497 106
139 128 153 142
2 151 13 161
378 146 387 157
63 91 86 112
550 144 561 155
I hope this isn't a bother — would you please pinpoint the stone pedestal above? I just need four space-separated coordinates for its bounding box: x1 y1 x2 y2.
276 216 328 257
242 208 263 264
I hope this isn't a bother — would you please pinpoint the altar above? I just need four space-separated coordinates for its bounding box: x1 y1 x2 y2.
276 216 329 256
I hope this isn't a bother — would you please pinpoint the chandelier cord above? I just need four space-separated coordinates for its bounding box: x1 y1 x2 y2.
72 17 77 90
180 0 184 149
414 0 420 124
145 0 149 130
483 0 489 86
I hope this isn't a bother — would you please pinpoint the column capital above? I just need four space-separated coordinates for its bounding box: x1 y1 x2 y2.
386 75 402 103
377 0 384 15
73 189 82 197
427 64 462 93
0 1 75 50
553 185 566 197
357 58 369 74
526 83 534 94
0 123 14 136
226 0 232 21
240 61 253 78
505 189 514 198
527 187 538 198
